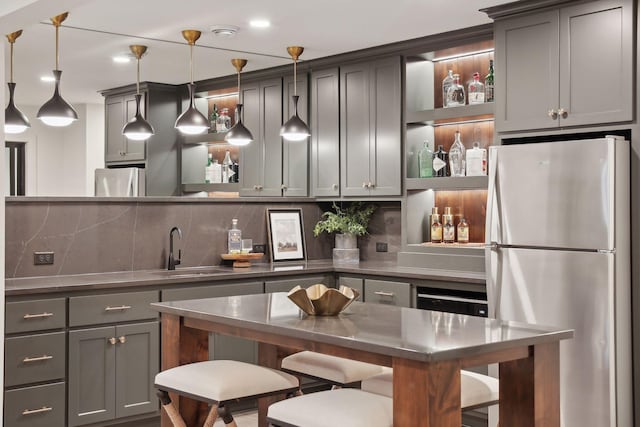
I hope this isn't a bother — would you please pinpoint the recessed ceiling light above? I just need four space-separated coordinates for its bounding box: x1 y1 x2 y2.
249 19 270 28
112 55 132 63
40 75 55 82
210 25 239 38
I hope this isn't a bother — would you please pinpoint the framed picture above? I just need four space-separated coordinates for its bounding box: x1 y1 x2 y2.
266 208 306 263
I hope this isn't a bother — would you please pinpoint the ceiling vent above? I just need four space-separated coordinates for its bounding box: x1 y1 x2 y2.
210 25 239 38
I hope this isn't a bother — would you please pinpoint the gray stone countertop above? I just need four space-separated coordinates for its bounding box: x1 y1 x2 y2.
5 260 485 297
152 292 573 362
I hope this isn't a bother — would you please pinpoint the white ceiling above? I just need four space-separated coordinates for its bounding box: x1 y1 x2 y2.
2 0 513 106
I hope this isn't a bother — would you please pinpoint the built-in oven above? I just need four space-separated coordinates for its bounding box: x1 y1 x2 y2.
416 286 488 317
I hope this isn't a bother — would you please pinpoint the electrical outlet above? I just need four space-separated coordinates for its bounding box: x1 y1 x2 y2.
253 244 266 254
34 251 54 265
376 242 388 252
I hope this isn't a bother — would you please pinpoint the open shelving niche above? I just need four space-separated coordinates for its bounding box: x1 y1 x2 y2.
400 40 494 272
181 87 241 195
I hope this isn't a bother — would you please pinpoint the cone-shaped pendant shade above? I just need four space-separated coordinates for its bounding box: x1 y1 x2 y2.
225 104 253 146
123 94 154 141
280 95 310 141
175 83 209 135
37 69 78 127
5 82 30 134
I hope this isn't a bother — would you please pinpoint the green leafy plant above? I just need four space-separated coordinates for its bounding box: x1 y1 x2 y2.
313 202 377 237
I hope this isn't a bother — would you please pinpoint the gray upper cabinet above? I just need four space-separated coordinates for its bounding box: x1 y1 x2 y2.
282 74 309 197
493 0 632 132
310 68 340 197
105 93 146 163
239 78 284 196
340 57 401 196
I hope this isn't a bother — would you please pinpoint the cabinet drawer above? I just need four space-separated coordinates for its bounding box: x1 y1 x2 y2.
4 382 65 427
364 279 411 307
337 276 364 301
264 275 335 293
5 332 66 387
69 291 159 327
6 299 66 334
163 282 263 301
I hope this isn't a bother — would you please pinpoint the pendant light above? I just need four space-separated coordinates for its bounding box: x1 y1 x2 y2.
122 45 154 141
4 30 30 134
225 58 254 146
280 46 310 142
37 12 78 127
175 30 209 135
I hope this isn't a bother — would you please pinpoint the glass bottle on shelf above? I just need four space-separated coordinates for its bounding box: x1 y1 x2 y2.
449 131 466 177
222 150 233 183
446 73 465 107
210 104 219 132
443 212 455 244
466 142 487 176
442 70 454 108
457 218 470 244
485 60 495 103
228 218 242 254
430 213 442 244
231 159 239 183
211 159 222 183
468 72 485 104
418 140 433 178
205 153 213 183
216 108 232 132
433 145 449 177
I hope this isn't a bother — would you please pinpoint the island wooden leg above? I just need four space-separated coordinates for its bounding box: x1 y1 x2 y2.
393 357 462 426
499 342 560 427
256 343 291 427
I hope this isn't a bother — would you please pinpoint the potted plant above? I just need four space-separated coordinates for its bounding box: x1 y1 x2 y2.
313 202 377 262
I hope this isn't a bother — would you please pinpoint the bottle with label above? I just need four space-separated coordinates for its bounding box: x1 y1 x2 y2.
217 108 232 132
442 70 454 108
466 142 487 176
205 153 214 183
446 73 465 107
211 159 222 183
231 160 240 183
228 218 242 254
468 72 485 104
222 150 232 183
210 104 218 132
442 207 455 243
418 141 433 178
485 60 494 103
430 214 442 244
449 131 466 177
457 218 470 243
433 145 449 177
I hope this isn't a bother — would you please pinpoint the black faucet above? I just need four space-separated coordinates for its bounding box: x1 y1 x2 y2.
167 226 182 270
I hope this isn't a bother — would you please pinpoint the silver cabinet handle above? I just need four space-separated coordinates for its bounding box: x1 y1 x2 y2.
547 109 558 120
558 108 568 119
368 182 374 188
23 355 53 363
23 312 53 319
108 337 117 345
362 182 367 188
105 305 131 312
22 406 53 416
281 185 287 191
118 336 126 344
374 291 395 297
253 185 258 190
332 184 338 190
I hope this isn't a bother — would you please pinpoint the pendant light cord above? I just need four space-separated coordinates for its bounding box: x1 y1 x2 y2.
55 23 59 70
189 43 194 84
9 40 14 83
136 57 141 95
293 58 297 95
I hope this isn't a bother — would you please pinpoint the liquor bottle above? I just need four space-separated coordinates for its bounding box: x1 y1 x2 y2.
433 145 449 177
442 70 454 108
449 131 466 177
485 60 495 103
222 150 233 183
457 218 470 243
231 160 240 183
430 214 442 244
446 73 465 107
443 215 455 243
466 142 487 176
468 72 485 104
418 141 433 178
205 153 214 183
228 218 242 254
217 108 232 132
210 104 218 131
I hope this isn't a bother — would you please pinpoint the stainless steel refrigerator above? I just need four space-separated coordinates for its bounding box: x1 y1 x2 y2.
94 167 145 196
485 136 632 427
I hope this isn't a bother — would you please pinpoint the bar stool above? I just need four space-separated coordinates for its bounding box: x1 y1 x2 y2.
155 360 299 427
361 367 499 410
280 351 385 389
267 388 392 427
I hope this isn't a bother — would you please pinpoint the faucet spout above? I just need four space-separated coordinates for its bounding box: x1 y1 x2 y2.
168 226 183 270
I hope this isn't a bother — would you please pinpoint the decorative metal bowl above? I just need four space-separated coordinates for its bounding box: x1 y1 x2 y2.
287 284 359 316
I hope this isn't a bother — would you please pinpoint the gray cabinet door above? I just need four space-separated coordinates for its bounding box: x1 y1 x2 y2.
310 68 340 197
337 276 364 301
340 62 371 196
105 96 126 162
239 82 262 195
264 275 335 293
68 326 116 426
559 0 633 127
494 10 560 132
282 74 309 197
364 279 412 307
115 321 159 419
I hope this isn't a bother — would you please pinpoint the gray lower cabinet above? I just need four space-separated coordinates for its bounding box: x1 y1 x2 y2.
336 276 364 301
5 382 66 427
282 74 309 197
264 274 335 293
364 279 411 307
162 281 263 364
492 0 633 132
68 321 159 426
340 57 401 197
310 68 340 197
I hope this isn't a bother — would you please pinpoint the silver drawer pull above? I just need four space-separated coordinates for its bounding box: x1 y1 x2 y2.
23 355 53 363
374 291 395 297
105 305 132 312
118 336 126 344
22 406 53 416
23 312 53 319
108 337 117 345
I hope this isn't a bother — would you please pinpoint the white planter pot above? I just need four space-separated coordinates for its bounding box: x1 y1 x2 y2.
334 233 357 249
333 233 359 263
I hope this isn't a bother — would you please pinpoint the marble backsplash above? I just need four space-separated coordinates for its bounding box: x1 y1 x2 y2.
6 199 400 278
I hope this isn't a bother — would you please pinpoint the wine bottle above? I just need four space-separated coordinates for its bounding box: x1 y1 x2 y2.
485 60 495 103
433 145 449 177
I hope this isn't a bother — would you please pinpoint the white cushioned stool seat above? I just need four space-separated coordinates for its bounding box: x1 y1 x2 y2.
281 351 384 385
268 388 392 427
155 360 299 403
361 368 499 409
